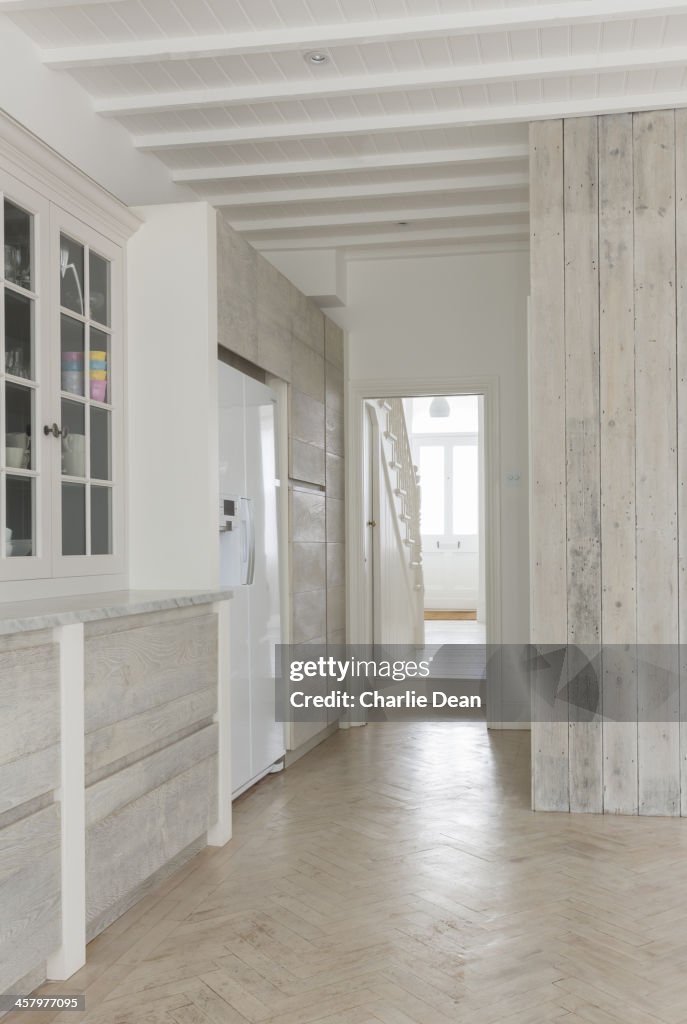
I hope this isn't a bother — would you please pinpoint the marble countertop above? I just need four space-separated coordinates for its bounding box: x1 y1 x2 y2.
0 588 233 636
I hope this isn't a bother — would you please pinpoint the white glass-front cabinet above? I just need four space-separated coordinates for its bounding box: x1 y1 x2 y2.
0 170 124 583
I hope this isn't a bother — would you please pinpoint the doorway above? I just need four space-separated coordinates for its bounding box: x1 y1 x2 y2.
350 378 501 722
406 394 486 649
349 376 501 653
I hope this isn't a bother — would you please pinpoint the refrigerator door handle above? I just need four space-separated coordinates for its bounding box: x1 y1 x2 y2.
246 497 256 585
240 516 248 566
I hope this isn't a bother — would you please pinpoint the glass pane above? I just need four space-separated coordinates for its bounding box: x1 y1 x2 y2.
62 482 86 556
410 396 480 435
6 475 33 557
59 234 85 315
5 383 33 470
91 486 112 555
89 251 110 327
453 444 479 535
90 407 111 481
4 200 32 290
61 315 85 395
5 290 33 380
89 327 110 403
419 446 445 535
61 400 86 478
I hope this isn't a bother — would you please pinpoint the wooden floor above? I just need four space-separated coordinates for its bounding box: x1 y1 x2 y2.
13 723 687 1024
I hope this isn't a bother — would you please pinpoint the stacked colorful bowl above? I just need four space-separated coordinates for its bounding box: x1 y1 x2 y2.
90 350 108 402
61 351 84 394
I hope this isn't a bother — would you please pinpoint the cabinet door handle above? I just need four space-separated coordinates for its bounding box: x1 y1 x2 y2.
44 423 64 438
367 520 377 528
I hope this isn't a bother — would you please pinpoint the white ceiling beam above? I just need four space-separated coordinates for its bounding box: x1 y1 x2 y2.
41 1 687 69
136 91 687 151
343 239 529 261
250 223 529 251
236 201 529 233
203 172 529 208
97 46 687 118
0 0 122 9
171 144 528 184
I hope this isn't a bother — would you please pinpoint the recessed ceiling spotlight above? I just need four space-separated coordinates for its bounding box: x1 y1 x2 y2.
305 51 330 65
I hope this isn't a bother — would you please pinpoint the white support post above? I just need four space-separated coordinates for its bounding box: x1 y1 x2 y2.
47 622 86 981
208 600 232 846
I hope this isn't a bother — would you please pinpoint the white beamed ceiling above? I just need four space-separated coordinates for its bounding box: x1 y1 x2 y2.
6 0 687 257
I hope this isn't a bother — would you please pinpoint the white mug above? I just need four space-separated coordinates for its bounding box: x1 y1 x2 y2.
6 432 28 450
6 446 25 468
62 433 85 477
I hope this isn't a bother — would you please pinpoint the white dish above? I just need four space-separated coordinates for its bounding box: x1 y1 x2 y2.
10 539 31 557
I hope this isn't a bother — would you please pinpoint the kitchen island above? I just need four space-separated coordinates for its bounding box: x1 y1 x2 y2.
0 590 232 1001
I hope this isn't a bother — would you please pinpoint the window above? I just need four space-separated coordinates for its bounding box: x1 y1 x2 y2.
410 396 481 546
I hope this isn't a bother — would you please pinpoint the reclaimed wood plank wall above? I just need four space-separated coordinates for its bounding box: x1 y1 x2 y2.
84 608 219 938
530 109 687 815
0 630 62 994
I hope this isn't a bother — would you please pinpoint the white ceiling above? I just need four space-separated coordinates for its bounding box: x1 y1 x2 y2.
5 0 687 258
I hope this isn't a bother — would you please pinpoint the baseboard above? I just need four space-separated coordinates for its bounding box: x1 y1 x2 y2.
285 721 339 766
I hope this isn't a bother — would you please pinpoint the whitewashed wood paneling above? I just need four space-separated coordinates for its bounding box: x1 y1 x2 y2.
564 116 602 814
598 113 638 816
0 631 62 993
677 107 687 817
84 611 218 734
529 119 569 812
633 110 680 817
530 107 686 815
83 609 221 939
86 757 218 936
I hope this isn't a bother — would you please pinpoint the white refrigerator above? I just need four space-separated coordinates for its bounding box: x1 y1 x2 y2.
218 361 284 797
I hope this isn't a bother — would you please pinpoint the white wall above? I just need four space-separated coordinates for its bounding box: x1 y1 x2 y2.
0 17 187 206
422 550 480 612
336 251 530 644
127 203 219 591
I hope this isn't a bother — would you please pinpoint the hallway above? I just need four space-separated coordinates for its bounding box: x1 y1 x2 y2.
17 724 687 1024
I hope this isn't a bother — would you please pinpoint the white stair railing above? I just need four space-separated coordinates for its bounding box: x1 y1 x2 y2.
378 399 425 645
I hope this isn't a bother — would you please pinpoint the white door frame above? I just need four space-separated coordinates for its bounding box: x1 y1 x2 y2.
346 376 502 650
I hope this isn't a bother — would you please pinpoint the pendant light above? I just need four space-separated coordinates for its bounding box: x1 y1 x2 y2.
429 396 450 418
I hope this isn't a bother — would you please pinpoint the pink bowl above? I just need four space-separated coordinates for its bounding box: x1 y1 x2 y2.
90 380 107 402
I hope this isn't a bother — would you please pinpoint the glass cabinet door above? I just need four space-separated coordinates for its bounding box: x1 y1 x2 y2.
1 184 47 572
0 173 123 591
53 211 120 573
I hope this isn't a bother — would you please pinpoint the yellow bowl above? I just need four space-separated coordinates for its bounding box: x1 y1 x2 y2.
90 369 107 381
89 351 108 361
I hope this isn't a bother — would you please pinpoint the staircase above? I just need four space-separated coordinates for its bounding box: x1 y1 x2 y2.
376 398 425 646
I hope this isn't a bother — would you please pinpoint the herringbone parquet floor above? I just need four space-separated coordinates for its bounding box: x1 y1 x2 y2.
10 722 687 1024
